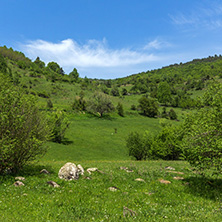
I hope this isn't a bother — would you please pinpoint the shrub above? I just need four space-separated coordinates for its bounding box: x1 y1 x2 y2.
126 131 152 160
49 110 70 143
138 95 159 117
182 82 222 175
116 102 124 117
0 74 51 173
87 92 115 117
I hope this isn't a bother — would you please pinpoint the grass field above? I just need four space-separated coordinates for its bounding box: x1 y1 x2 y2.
1 114 222 221
1 160 221 221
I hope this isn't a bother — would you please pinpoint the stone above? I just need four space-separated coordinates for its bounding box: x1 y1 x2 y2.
15 177 25 181
165 166 175 170
108 186 119 191
47 181 60 188
58 162 79 180
173 176 184 180
166 170 184 175
77 164 84 175
158 179 171 184
14 181 25 187
135 178 145 182
40 169 50 174
87 168 98 175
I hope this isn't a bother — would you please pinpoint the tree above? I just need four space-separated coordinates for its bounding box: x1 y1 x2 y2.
168 109 177 120
138 95 159 117
0 74 52 173
157 82 172 105
69 68 79 82
34 57 45 69
182 82 222 175
49 110 70 143
126 131 152 160
0 54 7 73
87 92 115 117
116 102 124 117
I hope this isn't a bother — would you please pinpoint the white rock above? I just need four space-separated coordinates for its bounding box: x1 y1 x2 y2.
77 164 84 175
58 162 79 180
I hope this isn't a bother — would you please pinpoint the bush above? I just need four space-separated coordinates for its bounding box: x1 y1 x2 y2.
49 110 70 143
126 131 152 160
116 102 124 117
0 74 51 173
182 82 222 175
138 95 159 117
87 92 115 117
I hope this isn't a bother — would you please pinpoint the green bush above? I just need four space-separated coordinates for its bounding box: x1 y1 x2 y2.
138 95 159 117
116 102 124 117
126 131 152 160
49 110 70 143
0 74 51 173
182 82 222 175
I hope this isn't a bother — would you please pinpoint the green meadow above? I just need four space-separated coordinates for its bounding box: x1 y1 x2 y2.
1 114 222 221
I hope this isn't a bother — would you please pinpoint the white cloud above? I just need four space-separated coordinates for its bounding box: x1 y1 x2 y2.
21 38 163 78
143 39 172 50
169 2 222 30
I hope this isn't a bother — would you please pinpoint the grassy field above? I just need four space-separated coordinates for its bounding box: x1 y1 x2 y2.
0 114 222 221
0 160 221 221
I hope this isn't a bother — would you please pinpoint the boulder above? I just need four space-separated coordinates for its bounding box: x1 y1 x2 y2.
47 181 60 187
14 181 25 187
77 164 84 175
58 162 79 180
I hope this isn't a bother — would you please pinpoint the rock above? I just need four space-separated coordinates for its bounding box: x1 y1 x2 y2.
87 168 98 175
126 169 134 173
84 176 92 180
165 166 175 170
166 170 184 175
58 162 79 180
158 179 171 184
77 164 84 175
120 167 128 170
14 181 25 187
108 186 119 191
40 169 50 174
135 178 145 182
47 181 60 188
15 177 25 181
173 176 184 180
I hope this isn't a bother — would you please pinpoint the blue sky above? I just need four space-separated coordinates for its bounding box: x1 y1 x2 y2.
1 0 222 79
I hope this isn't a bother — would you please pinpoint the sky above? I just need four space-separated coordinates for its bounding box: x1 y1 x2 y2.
1 0 222 79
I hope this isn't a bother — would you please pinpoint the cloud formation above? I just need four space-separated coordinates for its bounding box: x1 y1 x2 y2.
170 2 222 30
22 38 166 78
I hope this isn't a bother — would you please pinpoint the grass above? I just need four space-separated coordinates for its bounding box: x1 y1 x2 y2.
0 161 221 221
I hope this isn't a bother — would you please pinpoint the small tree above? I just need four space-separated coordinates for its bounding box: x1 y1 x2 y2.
116 102 124 117
126 131 152 160
182 82 222 175
49 110 70 143
138 95 159 117
87 92 115 117
69 68 79 83
168 109 177 120
0 74 52 173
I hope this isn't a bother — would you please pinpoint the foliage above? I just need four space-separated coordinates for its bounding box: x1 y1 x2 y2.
182 82 222 175
46 99 53 109
157 82 172 105
69 68 79 82
116 102 124 117
72 92 86 111
87 92 115 117
49 110 70 143
168 108 177 120
0 74 51 173
152 121 183 160
126 131 152 160
138 95 159 117
0 54 8 73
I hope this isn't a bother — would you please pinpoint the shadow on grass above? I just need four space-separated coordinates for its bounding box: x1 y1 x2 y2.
18 164 56 177
184 176 222 201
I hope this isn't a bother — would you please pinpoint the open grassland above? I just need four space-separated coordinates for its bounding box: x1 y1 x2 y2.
0 160 221 222
0 115 222 221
